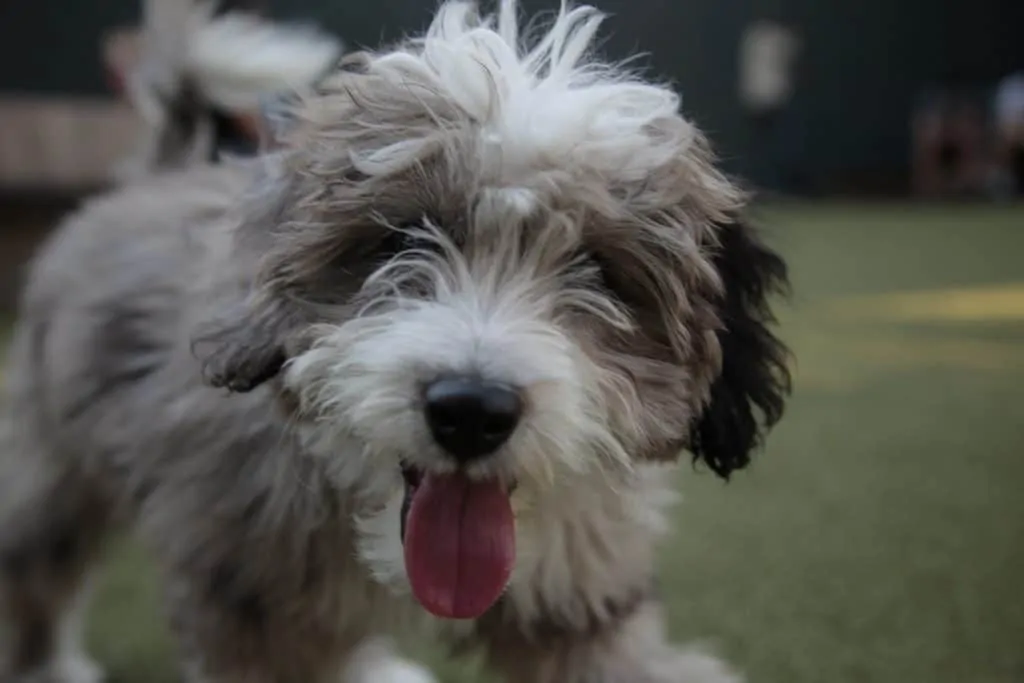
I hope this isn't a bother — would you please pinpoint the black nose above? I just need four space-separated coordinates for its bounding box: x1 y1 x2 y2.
424 377 523 462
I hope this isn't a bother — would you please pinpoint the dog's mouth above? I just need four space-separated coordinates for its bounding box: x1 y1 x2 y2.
399 463 516 621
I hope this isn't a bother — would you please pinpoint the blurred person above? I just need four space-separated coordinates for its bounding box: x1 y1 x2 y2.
738 18 801 194
911 90 987 198
991 70 1024 197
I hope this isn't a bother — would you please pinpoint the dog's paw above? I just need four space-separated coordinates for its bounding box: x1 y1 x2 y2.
344 638 437 683
202 344 286 393
659 647 743 683
364 658 438 683
4 654 105 683
53 654 105 683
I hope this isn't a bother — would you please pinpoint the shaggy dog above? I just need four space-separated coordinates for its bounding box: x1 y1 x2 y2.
0 1 791 681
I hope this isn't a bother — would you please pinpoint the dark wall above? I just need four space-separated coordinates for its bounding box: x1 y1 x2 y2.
769 0 1024 193
269 0 757 178
273 0 1024 192
1 0 1022 193
0 1 138 95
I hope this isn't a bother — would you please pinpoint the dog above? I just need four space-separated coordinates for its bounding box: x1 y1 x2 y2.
0 1 791 681
107 0 342 179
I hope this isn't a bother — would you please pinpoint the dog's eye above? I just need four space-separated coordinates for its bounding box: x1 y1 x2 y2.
584 252 643 308
580 252 613 289
377 224 442 260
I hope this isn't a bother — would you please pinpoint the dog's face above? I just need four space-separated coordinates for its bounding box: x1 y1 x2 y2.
193 0 790 621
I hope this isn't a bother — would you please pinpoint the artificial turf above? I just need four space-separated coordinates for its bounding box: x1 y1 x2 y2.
3 202 1023 683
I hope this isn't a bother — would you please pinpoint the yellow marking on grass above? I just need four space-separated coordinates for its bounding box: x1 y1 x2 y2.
833 283 1024 323
789 324 1024 394
841 336 1024 372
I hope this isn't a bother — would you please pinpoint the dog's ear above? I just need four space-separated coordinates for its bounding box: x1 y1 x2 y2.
689 218 791 479
191 292 308 393
190 160 312 393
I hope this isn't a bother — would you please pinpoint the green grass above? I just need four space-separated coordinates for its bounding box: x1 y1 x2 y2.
8 203 1024 682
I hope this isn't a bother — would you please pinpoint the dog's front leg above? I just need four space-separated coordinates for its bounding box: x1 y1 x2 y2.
164 577 357 683
478 600 742 683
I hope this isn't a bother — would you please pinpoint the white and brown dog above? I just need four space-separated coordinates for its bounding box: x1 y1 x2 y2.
0 1 790 682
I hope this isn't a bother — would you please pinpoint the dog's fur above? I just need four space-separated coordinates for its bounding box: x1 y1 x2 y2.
0 2 790 682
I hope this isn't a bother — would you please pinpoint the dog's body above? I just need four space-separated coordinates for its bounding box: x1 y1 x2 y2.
0 2 790 682
0 164 437 683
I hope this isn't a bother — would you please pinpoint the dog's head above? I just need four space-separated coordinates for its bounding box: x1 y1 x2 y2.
193 0 790 621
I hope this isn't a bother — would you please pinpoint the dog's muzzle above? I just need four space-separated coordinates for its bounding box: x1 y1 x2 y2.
394 375 524 622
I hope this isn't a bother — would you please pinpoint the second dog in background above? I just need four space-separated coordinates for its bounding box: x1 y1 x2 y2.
105 0 342 178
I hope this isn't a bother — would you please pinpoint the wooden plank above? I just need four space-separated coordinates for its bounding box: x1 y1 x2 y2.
0 97 141 190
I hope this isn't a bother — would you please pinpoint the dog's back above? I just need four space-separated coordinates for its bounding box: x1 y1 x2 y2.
1 0 342 495
5 163 251 481
0 161 358 681
0 11 342 670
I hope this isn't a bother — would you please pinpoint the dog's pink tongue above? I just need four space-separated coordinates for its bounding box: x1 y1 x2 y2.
403 472 514 620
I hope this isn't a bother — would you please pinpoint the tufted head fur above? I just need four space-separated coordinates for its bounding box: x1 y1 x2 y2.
191 0 790 616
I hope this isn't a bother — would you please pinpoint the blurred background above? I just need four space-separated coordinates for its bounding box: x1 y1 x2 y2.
1 1 1023 682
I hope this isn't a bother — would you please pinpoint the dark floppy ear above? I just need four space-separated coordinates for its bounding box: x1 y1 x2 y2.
690 218 792 479
189 159 312 393
191 291 309 393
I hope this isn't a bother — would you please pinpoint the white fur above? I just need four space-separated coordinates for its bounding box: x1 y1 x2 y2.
345 638 438 683
503 464 678 628
332 0 705 197
285 231 629 484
